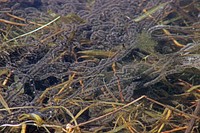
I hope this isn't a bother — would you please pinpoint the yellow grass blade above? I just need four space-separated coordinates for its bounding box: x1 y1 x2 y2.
78 50 115 58
133 2 169 22
0 93 11 114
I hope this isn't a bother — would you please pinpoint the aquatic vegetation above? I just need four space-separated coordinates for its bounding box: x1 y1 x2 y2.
141 42 200 87
0 0 199 132
135 31 158 54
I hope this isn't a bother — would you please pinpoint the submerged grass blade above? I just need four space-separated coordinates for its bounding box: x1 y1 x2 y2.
5 16 60 43
78 50 115 58
71 105 91 123
133 2 169 22
18 113 45 126
0 69 9 76
0 93 11 114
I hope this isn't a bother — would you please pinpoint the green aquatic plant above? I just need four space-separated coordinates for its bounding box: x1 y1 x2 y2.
60 14 86 24
135 31 158 54
133 2 170 22
141 42 200 87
